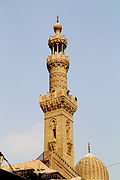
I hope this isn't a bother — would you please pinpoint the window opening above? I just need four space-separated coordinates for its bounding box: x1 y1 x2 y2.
53 128 56 139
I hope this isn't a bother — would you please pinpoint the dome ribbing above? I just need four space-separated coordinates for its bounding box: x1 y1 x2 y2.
75 153 109 180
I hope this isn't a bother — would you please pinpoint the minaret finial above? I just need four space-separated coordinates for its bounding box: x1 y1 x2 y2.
57 16 59 23
53 17 62 34
88 143 91 153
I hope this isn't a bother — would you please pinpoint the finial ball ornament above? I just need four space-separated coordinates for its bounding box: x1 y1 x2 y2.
53 23 62 34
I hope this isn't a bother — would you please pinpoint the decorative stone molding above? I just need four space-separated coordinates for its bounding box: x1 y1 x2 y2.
48 35 68 48
49 118 57 128
66 119 71 141
47 54 69 72
50 72 67 91
51 151 80 178
40 94 77 115
67 142 73 156
48 140 56 151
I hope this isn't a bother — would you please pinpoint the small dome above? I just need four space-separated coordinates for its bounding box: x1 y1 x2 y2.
53 23 62 34
75 153 109 180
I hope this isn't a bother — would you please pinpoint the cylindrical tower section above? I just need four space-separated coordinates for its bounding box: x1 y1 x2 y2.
47 54 69 92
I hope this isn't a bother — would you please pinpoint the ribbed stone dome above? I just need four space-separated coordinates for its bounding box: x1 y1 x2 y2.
75 153 109 180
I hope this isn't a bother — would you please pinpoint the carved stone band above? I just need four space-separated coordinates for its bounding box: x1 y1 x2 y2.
48 35 68 48
47 54 69 72
40 94 77 115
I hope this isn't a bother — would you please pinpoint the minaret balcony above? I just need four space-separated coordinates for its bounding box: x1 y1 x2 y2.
40 89 78 115
48 35 67 49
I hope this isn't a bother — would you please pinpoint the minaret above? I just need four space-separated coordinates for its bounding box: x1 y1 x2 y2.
40 19 78 168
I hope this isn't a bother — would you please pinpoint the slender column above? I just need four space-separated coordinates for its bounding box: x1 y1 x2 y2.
53 45 54 54
63 45 65 55
61 44 64 54
56 43 59 54
51 47 53 54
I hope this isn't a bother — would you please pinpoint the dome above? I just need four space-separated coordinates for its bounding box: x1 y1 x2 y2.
53 23 62 34
75 153 109 180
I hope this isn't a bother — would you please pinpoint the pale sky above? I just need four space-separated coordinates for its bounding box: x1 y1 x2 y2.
0 1 120 179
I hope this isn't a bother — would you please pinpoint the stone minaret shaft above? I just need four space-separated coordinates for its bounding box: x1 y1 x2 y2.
40 22 78 168
47 25 69 93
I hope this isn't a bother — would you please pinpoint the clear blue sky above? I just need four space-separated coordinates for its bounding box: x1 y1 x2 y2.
0 1 120 179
